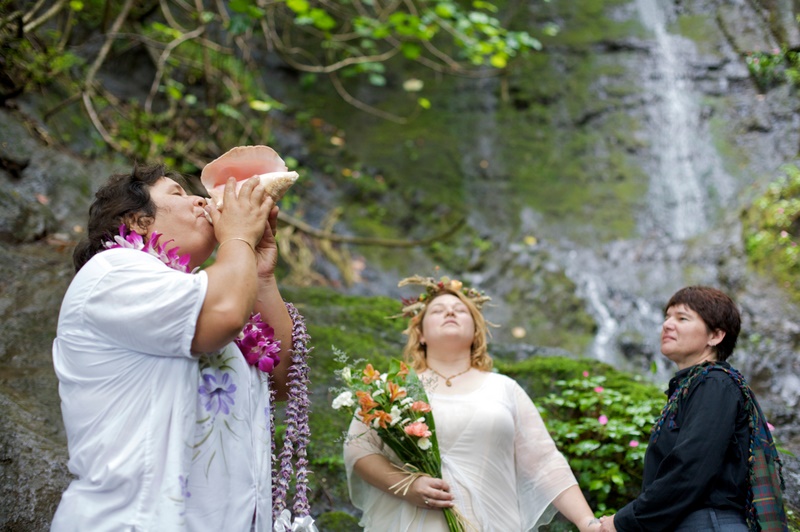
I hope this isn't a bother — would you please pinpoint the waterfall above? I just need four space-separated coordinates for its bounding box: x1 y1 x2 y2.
635 0 734 240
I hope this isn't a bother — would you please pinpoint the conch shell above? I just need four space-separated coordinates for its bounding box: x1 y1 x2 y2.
200 145 299 209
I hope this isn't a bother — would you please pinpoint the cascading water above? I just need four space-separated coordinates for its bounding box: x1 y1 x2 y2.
551 0 740 375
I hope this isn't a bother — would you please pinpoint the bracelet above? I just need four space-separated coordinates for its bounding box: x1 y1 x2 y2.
218 237 255 254
587 518 601 526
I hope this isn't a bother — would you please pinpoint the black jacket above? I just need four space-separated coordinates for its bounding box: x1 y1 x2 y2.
614 362 750 531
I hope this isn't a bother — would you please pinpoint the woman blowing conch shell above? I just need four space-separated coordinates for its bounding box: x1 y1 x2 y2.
201 145 299 215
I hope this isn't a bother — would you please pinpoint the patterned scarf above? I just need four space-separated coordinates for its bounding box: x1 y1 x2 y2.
650 362 788 532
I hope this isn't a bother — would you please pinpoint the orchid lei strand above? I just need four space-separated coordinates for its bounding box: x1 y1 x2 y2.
103 224 192 273
272 302 314 529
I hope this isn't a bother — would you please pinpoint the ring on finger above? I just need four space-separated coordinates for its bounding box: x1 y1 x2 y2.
424 499 430 506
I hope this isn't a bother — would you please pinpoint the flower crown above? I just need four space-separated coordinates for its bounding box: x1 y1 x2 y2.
392 274 491 318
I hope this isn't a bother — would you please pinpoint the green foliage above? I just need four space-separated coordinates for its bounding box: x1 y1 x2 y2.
743 164 800 301
1 0 547 165
498 357 664 514
745 50 789 91
538 373 663 513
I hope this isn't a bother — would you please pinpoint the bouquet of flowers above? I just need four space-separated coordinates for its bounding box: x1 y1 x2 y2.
331 354 467 532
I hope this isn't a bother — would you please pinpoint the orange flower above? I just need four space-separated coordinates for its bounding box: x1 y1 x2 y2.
387 381 407 402
359 408 377 426
410 401 432 413
397 362 409 379
356 390 378 411
373 410 393 429
361 363 381 384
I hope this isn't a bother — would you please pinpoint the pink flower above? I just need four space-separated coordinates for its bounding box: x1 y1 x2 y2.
582 371 589 377
404 421 432 438
594 386 604 393
767 422 775 432
598 415 609 425
629 440 640 447
410 401 432 413
780 231 789 238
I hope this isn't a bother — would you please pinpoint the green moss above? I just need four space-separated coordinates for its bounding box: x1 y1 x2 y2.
497 356 664 411
313 510 361 531
670 14 723 56
707 104 750 179
503 259 597 354
545 0 648 48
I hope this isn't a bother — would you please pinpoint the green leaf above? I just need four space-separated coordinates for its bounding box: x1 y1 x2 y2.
368 73 386 86
310 8 336 31
401 42 422 60
249 100 273 112
286 0 310 14
434 2 456 18
489 53 507 68
472 1 498 13
418 97 431 109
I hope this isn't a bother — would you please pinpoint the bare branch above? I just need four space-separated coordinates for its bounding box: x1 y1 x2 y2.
278 211 466 247
20 0 49 25
84 0 136 90
329 72 410 124
158 0 188 33
82 92 125 153
23 0 67 34
144 25 205 113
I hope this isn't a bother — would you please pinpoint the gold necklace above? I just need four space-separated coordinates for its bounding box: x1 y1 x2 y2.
429 367 471 387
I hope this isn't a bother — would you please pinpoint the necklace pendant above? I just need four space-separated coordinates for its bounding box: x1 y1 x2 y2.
446 379 452 387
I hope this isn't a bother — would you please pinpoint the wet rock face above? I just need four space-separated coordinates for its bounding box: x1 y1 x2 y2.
0 243 73 529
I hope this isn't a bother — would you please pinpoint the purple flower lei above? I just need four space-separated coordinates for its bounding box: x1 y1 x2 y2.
104 224 314 526
272 301 313 525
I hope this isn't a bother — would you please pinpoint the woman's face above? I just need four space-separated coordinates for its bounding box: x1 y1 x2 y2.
144 177 215 266
419 294 475 349
661 304 721 368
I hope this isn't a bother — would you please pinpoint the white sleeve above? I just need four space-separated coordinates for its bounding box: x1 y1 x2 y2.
81 249 208 358
511 381 578 530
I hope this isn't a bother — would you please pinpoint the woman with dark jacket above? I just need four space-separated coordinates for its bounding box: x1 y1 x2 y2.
600 286 787 532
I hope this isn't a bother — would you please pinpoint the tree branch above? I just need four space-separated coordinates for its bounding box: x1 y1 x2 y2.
277 211 466 247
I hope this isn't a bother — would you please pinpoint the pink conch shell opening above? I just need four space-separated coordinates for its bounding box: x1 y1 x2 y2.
200 145 299 208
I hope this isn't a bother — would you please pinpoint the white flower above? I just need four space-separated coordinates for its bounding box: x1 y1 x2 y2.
341 367 351 381
400 397 414 406
372 388 385 397
380 373 388 382
416 416 425 423
389 406 403 426
331 391 354 410
417 437 432 450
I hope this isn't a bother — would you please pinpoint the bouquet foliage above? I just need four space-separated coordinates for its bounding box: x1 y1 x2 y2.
331 352 466 531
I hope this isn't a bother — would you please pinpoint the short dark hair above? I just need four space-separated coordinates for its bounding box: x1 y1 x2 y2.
72 164 181 272
664 286 741 361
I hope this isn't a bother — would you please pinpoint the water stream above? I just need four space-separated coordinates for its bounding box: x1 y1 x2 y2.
534 0 745 382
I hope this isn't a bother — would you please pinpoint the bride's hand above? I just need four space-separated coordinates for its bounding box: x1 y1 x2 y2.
407 476 455 509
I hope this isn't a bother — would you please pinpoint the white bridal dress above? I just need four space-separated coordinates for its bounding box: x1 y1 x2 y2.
344 372 578 532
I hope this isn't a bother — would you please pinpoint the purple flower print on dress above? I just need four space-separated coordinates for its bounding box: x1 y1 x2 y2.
178 475 191 499
199 369 237 415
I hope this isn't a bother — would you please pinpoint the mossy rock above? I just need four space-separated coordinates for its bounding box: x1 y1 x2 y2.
313 510 361 531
